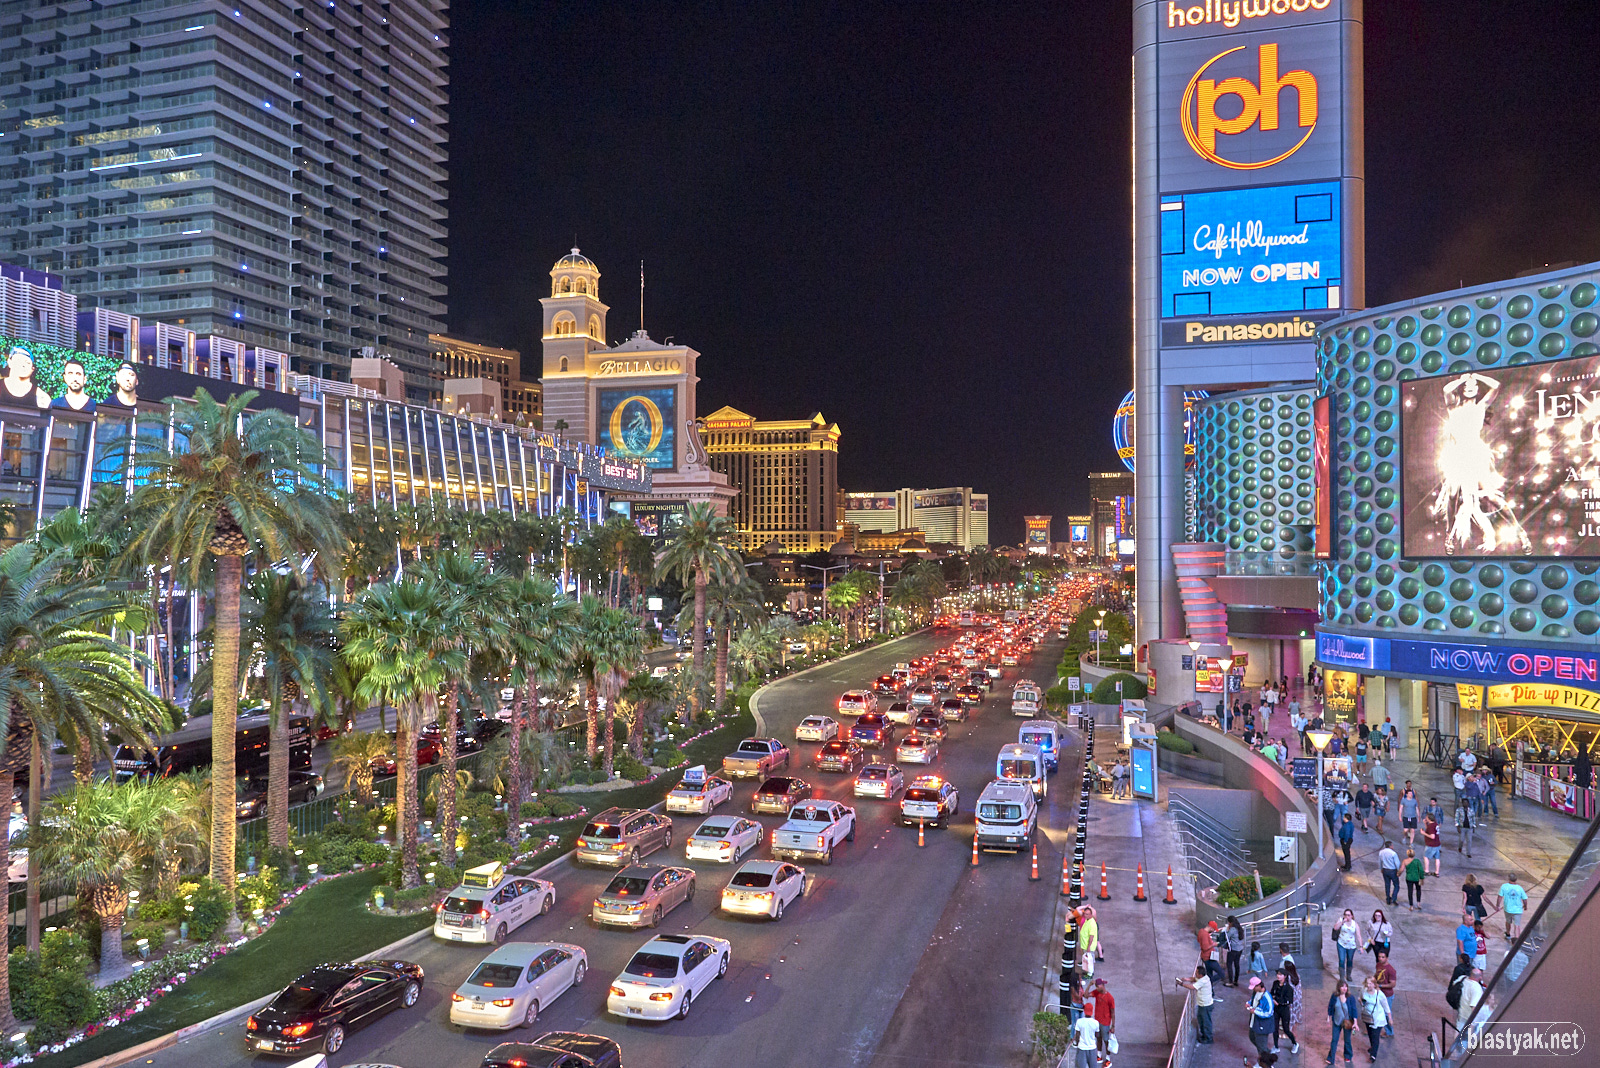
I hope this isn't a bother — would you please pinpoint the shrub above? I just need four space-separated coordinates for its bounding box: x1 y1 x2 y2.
549 798 580 818
8 948 43 1020
138 883 198 924
1089 673 1147 703
237 866 284 915
30 968 97 1044
458 793 498 822
1156 732 1198 755
324 819 367 840
614 754 650 782
1044 683 1077 711
121 919 168 958
16 930 99 1042
661 749 688 768
185 878 234 942
1213 874 1285 908
1029 1011 1074 1062
520 800 550 820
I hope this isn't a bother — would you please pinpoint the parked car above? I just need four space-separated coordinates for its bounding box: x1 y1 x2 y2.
235 770 323 820
450 942 587 1031
246 959 424 1055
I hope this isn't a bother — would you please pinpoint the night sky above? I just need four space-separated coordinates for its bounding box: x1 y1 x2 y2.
443 1 1600 546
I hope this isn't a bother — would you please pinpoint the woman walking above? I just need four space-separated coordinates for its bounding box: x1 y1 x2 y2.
1225 916 1246 987
1455 794 1476 858
1366 909 1393 962
1270 966 1299 1054
1359 975 1393 1062
1327 980 1359 1065
1404 848 1426 909
1278 943 1304 1038
1247 977 1277 1066
1332 909 1362 982
1461 874 1487 921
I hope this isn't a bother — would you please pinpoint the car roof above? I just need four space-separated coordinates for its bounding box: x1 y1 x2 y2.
472 942 548 967
611 864 666 878
531 1031 621 1058
587 807 642 822
733 859 786 875
758 776 801 788
694 815 743 829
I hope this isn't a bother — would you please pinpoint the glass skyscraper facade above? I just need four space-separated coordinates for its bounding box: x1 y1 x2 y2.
0 0 448 402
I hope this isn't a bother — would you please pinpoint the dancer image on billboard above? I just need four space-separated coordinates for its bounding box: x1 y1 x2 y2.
1429 372 1532 556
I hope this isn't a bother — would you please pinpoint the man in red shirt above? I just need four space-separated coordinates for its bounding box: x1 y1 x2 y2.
1091 977 1117 1065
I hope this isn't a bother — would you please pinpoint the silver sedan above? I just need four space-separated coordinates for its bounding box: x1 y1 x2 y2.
852 763 905 799
896 733 940 764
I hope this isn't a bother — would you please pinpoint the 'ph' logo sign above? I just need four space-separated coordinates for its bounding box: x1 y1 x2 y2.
1181 44 1318 170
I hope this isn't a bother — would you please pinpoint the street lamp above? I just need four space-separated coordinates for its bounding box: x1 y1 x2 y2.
1187 639 1201 706
1307 728 1335 859
1095 611 1107 666
1216 657 1234 729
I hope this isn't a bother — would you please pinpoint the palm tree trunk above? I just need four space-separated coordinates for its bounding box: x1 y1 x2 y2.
692 568 708 672
73 733 93 784
25 733 41 954
210 552 244 936
629 703 645 761
504 686 525 845
267 695 290 852
163 567 177 702
602 682 615 778
714 623 730 708
94 893 132 986
396 713 420 889
439 683 460 868
0 765 15 1032
585 682 598 764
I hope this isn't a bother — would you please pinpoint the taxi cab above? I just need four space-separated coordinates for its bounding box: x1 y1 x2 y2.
434 861 555 944
665 766 733 814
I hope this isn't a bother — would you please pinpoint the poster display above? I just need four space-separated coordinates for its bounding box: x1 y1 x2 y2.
631 502 686 545
1314 394 1331 557
0 335 138 412
597 387 676 470
1400 354 1600 557
1324 669 1360 717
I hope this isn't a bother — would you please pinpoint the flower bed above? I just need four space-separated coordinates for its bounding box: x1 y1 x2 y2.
3 863 386 1065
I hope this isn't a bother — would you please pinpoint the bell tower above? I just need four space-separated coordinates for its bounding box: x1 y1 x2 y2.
539 248 608 441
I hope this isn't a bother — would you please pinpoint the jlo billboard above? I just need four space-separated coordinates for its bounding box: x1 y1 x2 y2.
1401 354 1600 558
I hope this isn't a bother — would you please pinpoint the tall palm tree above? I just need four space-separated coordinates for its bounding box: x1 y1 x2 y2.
501 575 573 842
616 674 673 761
656 504 743 706
341 578 465 888
116 388 344 933
28 781 178 984
0 543 167 1027
689 577 767 708
571 598 646 775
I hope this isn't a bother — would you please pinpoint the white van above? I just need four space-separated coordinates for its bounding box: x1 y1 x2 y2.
1018 720 1064 773
973 780 1038 852
1011 684 1042 717
996 742 1048 798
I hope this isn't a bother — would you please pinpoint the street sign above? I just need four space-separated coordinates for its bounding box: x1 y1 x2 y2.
1115 680 1123 693
1284 811 1308 834
1274 836 1296 863
1291 758 1318 789
1068 676 1081 691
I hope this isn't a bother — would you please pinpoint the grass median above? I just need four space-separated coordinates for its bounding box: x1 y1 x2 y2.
40 707 758 1068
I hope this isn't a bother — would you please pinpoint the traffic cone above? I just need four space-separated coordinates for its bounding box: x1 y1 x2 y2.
1133 863 1147 901
918 819 925 848
1098 861 1110 900
971 834 980 866
1030 843 1040 881
1164 865 1177 905
1061 855 1071 896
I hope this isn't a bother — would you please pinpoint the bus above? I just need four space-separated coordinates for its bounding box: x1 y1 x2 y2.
112 712 312 784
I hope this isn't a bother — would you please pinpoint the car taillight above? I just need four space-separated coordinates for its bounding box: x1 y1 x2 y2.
649 991 674 1002
609 985 627 997
816 835 825 847
718 842 732 851
246 1017 258 1031
452 993 465 1002
284 1021 313 1038
478 908 490 920
492 998 515 1007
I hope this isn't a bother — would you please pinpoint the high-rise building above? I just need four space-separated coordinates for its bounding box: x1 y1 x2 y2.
431 334 542 426
1089 471 1134 562
699 406 839 549
839 488 988 551
0 1 450 403
841 492 901 534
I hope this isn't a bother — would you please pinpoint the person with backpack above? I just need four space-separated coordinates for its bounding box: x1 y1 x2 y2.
1327 979 1359 1065
1278 943 1304 1037
1247 977 1277 1066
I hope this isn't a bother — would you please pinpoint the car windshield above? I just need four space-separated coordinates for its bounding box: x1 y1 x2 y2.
802 718 823 726
730 871 773 887
466 963 524 988
738 741 770 753
582 823 621 839
980 803 1024 821
905 788 938 802
443 895 483 914
902 737 924 747
860 768 886 779
999 759 1039 778
694 825 728 838
822 742 847 753
1022 733 1053 748
759 780 794 792
626 952 680 978
604 876 651 896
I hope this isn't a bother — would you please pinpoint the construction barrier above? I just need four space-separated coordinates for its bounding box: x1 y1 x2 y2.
1061 855 1071 896
971 835 979 866
1164 865 1177 905
1133 863 1147 901
1030 843 1040 881
1098 861 1110 900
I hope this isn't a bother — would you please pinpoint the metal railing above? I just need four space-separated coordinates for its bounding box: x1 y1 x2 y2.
1164 981 1199 1068
6 883 76 944
1235 894 1325 955
1418 728 1461 768
1169 793 1256 889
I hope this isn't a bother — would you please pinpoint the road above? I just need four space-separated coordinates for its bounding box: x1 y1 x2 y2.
144 627 1077 1068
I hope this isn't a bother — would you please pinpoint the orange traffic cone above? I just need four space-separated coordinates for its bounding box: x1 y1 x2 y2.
1098 861 1110 900
1030 842 1040 881
1164 865 1178 905
971 834 980 866
1061 855 1071 896
918 819 925 848
1132 863 1147 901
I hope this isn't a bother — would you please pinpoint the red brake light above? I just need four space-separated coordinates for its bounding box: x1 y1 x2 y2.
284 1022 313 1038
451 993 465 1002
478 908 490 920
246 1017 258 1031
492 998 515 1007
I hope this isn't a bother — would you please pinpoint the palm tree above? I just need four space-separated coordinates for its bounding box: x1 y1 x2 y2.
330 730 393 805
692 577 767 707
150 772 210 898
414 553 505 868
571 598 647 776
501 575 573 841
655 504 743 707
28 781 178 984
116 388 344 933
616 674 672 761
728 626 777 683
341 578 465 888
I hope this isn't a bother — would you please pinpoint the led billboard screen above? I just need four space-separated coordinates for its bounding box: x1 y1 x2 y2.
1161 182 1340 318
913 491 964 509
632 502 687 545
1314 394 1331 558
1070 524 1089 543
845 494 896 510
597 387 677 470
1401 357 1600 558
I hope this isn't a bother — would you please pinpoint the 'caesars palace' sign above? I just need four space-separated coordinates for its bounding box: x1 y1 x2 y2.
594 357 683 376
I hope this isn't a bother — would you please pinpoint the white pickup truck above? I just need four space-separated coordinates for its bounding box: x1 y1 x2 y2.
771 799 857 866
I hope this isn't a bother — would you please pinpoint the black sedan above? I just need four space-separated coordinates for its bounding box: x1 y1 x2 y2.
750 776 813 815
246 959 424 1056
814 740 866 773
484 1032 622 1068
235 771 323 820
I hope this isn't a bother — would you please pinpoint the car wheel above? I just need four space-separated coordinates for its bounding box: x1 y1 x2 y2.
323 1025 345 1054
651 906 662 929
574 961 587 985
678 991 692 1019
821 848 832 866
718 952 729 978
494 922 508 944
627 849 639 867
663 830 672 850
402 981 420 1008
686 878 696 902
845 820 856 842
521 999 539 1028
540 894 553 915
774 898 784 921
